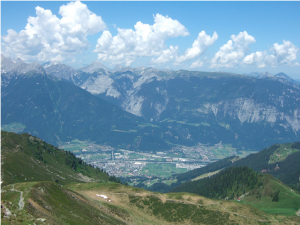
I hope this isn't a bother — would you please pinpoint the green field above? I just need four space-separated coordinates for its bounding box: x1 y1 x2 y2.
140 163 187 177
89 154 108 160
241 178 300 216
59 139 89 153
269 144 299 164
128 153 145 159
1 122 26 133
211 147 236 159
165 152 184 158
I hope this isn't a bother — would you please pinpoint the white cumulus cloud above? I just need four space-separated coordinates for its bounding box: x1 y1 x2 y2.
151 46 178 64
243 40 299 68
1 1 106 62
175 31 218 64
210 31 255 68
243 51 267 68
94 14 189 66
190 59 204 68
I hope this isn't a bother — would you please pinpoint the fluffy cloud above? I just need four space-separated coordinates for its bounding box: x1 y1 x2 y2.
94 14 189 65
243 40 299 67
210 31 255 68
151 46 178 64
1 1 106 62
243 51 267 68
190 59 204 68
175 31 218 64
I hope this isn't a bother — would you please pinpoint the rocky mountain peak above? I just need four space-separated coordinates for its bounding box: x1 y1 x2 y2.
79 60 109 74
1 55 45 75
274 72 293 81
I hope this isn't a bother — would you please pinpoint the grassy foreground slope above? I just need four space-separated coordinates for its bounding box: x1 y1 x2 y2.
3 181 300 224
1 131 109 186
1 131 300 224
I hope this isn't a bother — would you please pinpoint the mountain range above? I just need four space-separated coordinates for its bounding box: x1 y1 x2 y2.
2 54 300 152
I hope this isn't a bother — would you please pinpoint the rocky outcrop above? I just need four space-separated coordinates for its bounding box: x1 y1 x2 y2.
201 99 300 132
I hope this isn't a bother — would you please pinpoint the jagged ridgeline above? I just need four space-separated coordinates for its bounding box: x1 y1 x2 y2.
1 131 110 186
2 53 300 152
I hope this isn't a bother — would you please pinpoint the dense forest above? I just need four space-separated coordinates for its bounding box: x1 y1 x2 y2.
228 143 300 191
171 167 261 199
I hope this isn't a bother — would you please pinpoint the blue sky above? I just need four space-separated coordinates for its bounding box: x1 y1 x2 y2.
1 1 300 78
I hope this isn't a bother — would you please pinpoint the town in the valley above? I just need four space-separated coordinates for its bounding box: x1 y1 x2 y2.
62 140 241 186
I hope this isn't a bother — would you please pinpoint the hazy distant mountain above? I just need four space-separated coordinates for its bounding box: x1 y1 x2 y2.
42 61 77 81
2 55 300 152
246 71 274 78
78 61 109 74
1 54 45 75
1 70 177 151
244 71 298 86
274 72 296 83
80 68 300 151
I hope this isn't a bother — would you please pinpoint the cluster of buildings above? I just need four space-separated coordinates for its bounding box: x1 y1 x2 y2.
74 141 235 178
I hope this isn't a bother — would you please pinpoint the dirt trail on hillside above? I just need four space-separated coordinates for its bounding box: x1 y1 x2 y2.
10 184 25 210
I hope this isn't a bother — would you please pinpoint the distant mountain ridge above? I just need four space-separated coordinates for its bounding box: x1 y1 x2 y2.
1 54 45 75
244 71 298 85
2 72 180 151
2 54 300 151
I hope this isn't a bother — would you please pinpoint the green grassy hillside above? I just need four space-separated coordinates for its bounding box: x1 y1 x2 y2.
3 181 300 224
159 142 300 192
228 142 300 191
1 131 109 186
175 156 238 183
2 131 300 224
171 167 300 216
1 182 125 225
172 167 260 199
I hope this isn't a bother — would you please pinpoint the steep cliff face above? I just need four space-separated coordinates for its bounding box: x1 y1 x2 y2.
201 99 300 132
81 74 120 97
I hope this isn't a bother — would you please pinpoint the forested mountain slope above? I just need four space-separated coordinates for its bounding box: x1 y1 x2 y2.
1 131 109 186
